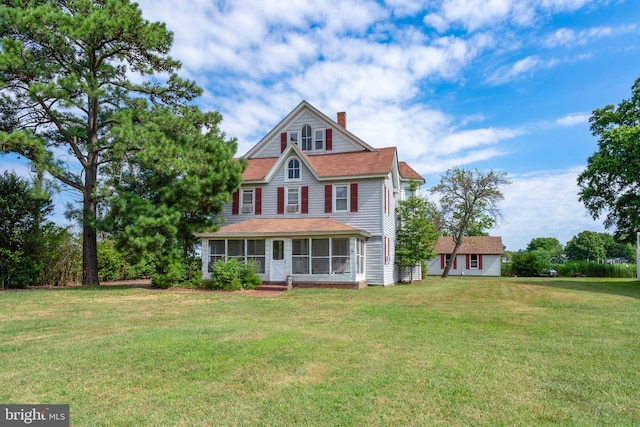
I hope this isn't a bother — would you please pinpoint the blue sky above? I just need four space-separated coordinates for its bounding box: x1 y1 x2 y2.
2 0 640 250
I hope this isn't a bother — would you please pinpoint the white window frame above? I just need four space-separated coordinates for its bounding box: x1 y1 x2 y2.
288 131 298 146
334 184 349 212
314 129 325 151
285 157 301 182
301 125 313 151
286 186 300 213
241 188 254 213
470 254 479 269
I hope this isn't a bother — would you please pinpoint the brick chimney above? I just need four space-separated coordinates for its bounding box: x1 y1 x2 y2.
337 112 346 129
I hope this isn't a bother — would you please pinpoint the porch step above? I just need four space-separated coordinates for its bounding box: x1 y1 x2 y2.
255 284 289 292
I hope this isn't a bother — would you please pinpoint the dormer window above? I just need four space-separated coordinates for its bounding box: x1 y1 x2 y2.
301 125 312 151
287 157 301 181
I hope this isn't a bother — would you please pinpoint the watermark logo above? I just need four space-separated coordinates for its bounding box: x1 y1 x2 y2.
1 405 69 427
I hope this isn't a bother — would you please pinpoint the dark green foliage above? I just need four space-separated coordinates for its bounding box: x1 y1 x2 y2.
526 237 563 256
565 231 606 261
511 252 546 277
101 104 245 288
97 238 153 282
205 258 262 291
578 77 640 243
0 172 53 288
0 0 235 285
555 261 636 278
395 184 439 281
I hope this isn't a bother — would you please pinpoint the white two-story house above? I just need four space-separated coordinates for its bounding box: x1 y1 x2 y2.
196 101 424 288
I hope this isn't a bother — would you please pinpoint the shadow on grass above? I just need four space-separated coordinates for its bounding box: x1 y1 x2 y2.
519 278 640 300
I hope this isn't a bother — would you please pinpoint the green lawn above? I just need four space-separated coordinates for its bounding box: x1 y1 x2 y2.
1 277 639 426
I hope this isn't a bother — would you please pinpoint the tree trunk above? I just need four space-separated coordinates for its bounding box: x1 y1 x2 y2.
82 161 99 286
441 245 461 278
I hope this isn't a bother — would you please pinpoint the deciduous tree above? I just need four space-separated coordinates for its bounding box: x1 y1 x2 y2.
430 167 510 278
395 184 439 281
578 77 640 243
565 231 606 261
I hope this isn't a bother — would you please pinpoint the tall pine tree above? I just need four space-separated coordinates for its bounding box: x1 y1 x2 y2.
0 0 243 285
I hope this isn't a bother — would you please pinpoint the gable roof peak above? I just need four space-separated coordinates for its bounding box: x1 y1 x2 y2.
245 100 375 158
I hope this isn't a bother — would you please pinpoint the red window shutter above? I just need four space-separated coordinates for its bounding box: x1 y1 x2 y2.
326 128 332 151
453 256 458 270
440 254 445 269
466 254 470 270
384 236 388 265
383 185 387 215
350 183 358 213
277 187 284 214
255 188 262 215
232 190 240 215
301 186 309 214
280 132 287 153
479 255 483 270
324 185 332 213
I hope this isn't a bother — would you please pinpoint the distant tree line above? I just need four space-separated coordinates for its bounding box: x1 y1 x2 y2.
503 232 636 278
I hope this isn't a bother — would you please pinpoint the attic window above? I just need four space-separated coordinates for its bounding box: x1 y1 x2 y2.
301 125 312 151
287 158 301 181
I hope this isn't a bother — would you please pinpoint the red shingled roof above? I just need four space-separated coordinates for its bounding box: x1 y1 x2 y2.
242 147 405 181
398 161 424 182
196 218 371 237
435 236 504 255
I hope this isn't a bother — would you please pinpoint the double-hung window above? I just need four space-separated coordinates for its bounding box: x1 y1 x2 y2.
470 254 479 269
314 129 325 150
241 189 254 213
334 185 348 212
287 187 300 213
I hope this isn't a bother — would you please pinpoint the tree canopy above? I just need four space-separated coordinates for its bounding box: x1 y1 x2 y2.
0 0 243 285
0 172 53 288
577 77 640 244
430 167 510 278
395 183 439 281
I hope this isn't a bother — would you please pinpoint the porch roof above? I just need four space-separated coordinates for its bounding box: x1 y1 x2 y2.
195 218 372 238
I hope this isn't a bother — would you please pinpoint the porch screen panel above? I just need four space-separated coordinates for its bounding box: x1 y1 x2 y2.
208 240 226 272
228 240 245 262
292 239 309 274
247 239 266 273
312 239 330 274
332 238 350 274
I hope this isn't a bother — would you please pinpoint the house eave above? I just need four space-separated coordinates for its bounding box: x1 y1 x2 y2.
195 229 372 239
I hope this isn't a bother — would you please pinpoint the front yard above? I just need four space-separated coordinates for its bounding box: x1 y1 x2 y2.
1 277 639 425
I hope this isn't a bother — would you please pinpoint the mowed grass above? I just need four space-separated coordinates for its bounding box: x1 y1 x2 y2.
1 277 639 426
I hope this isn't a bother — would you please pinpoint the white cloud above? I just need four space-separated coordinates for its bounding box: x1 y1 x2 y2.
556 113 590 127
544 24 637 47
488 55 561 83
490 167 606 250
